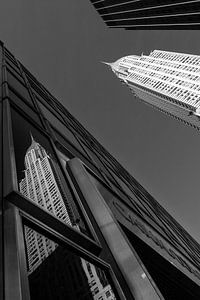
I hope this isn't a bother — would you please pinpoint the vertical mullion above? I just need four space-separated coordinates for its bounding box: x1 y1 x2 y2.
2 49 30 299
3 99 18 195
4 204 30 300
0 40 4 300
17 60 47 129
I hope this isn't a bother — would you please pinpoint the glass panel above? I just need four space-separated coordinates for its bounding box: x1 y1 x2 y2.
83 147 104 170
5 50 16 62
82 148 114 187
6 59 21 76
11 108 90 237
9 85 35 108
7 70 32 102
31 85 49 102
23 226 118 300
38 101 86 154
32 88 54 108
9 90 41 125
53 127 89 159
89 172 147 219
7 68 24 85
72 141 108 181
121 224 200 299
106 170 135 199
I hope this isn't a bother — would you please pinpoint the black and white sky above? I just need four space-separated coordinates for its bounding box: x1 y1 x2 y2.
1 1 200 243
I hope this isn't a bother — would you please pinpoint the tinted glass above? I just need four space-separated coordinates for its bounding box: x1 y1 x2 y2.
6 59 21 76
53 126 91 161
23 226 118 300
38 101 86 153
9 90 41 125
82 149 114 187
7 70 32 102
106 169 134 199
32 88 54 108
89 172 147 219
11 108 90 236
121 224 200 300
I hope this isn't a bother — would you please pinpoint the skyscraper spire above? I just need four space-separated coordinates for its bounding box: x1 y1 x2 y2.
102 58 127 74
30 131 35 143
101 61 112 67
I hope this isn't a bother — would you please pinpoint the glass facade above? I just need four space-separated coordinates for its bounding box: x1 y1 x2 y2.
23 226 118 300
89 1 200 30
2 42 200 299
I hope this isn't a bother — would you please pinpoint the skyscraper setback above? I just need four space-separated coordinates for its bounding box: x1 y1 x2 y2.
107 50 200 129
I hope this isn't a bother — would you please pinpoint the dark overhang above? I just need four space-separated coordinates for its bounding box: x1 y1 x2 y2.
90 0 200 29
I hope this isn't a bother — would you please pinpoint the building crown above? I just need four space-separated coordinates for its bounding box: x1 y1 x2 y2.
24 134 48 167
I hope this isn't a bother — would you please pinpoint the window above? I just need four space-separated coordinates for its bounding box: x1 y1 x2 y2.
6 58 21 76
10 108 90 237
38 101 87 157
9 89 40 125
23 226 118 300
7 70 32 102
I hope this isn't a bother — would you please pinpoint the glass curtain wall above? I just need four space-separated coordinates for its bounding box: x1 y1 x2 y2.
2 45 131 300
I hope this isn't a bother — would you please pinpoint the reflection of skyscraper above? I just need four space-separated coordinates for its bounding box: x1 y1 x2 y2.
20 136 74 273
24 226 58 274
106 50 200 129
81 260 116 300
26 234 116 300
20 138 115 299
20 135 73 225
28 246 94 300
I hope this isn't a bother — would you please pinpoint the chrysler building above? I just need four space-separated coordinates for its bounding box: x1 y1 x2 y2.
19 135 74 273
19 137 115 299
106 50 200 129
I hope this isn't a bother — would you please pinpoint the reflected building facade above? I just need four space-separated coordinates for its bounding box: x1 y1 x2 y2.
27 234 116 300
20 137 115 298
1 41 200 299
19 136 74 273
89 1 200 29
106 49 200 130
19 135 74 227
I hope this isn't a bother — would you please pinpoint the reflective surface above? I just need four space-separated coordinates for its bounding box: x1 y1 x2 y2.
9 89 40 124
38 101 85 155
68 158 163 300
7 70 32 102
11 108 90 237
23 226 117 300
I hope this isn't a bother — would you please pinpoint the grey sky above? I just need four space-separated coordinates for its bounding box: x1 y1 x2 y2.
1 1 200 242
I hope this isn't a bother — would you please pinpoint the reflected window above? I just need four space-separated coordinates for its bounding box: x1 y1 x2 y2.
52 125 86 156
7 70 30 99
23 226 118 300
11 108 90 237
88 172 146 219
9 90 40 124
6 59 21 76
38 101 87 156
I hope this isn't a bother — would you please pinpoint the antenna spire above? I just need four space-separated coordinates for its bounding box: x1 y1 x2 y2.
30 132 35 143
101 61 114 68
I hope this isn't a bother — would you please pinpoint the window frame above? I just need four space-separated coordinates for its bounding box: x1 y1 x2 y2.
3 100 102 255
